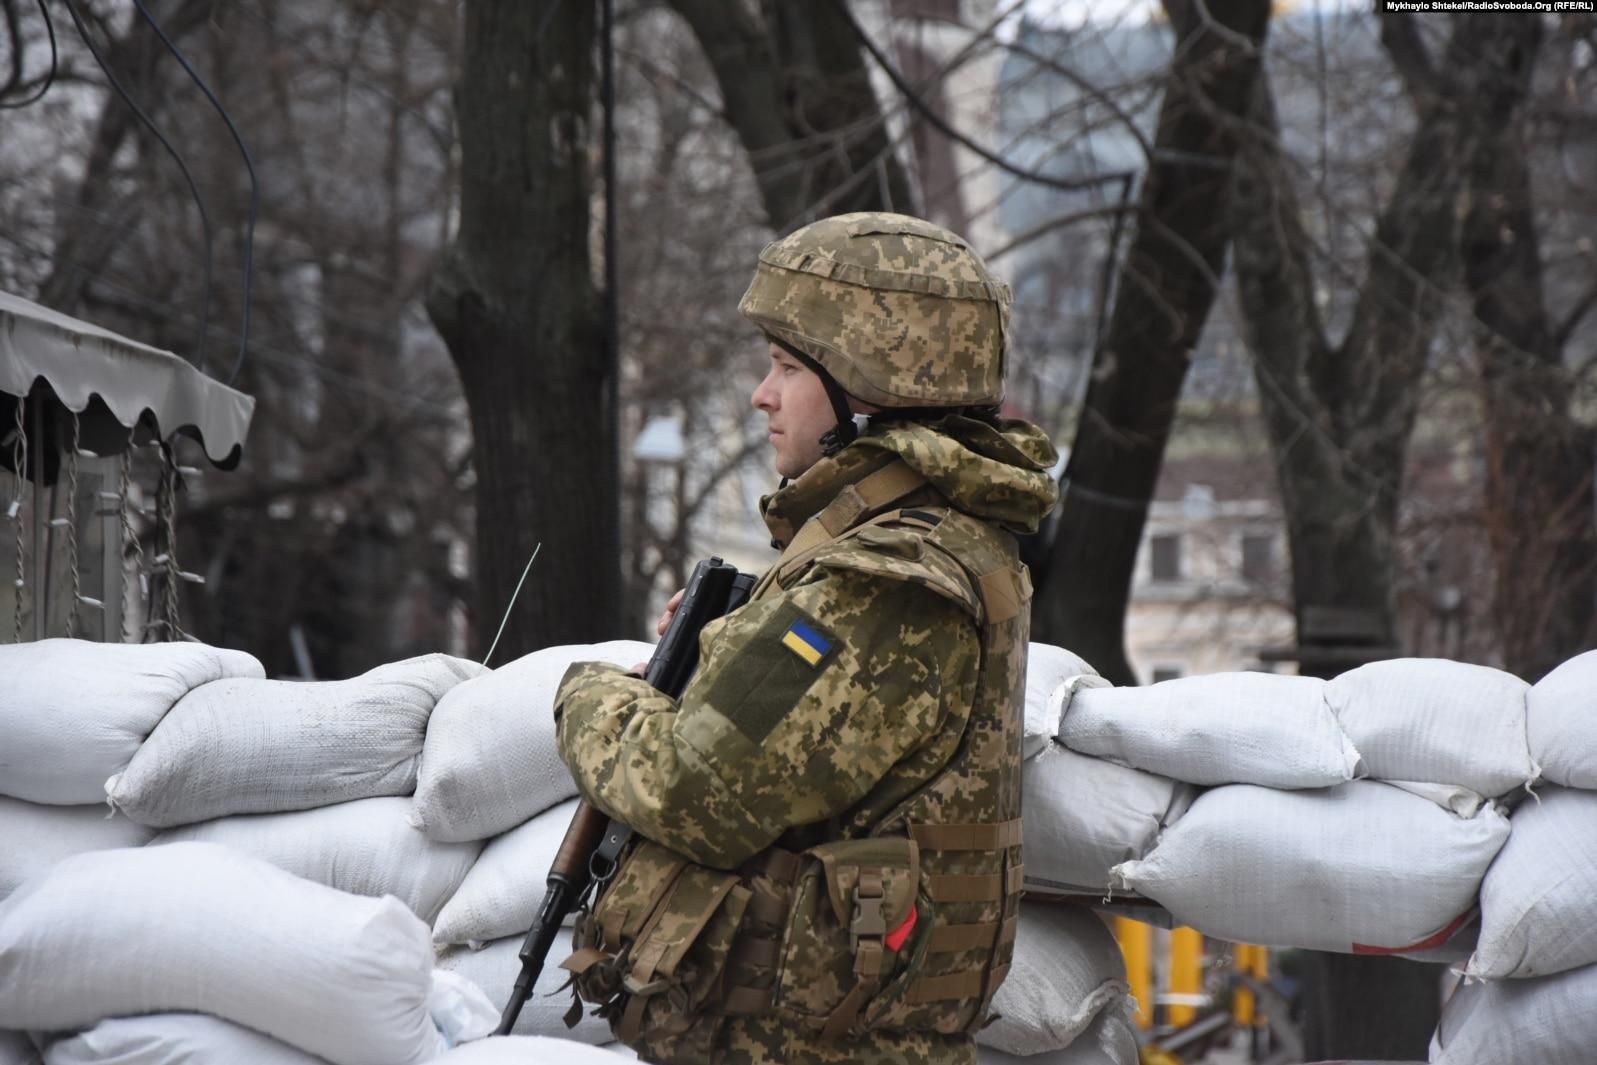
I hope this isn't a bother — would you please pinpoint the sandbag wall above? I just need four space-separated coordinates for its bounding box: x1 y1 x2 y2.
0 638 1136 1065
1029 648 1597 1065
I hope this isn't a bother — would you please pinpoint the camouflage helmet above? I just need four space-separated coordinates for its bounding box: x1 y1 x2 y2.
738 212 1010 408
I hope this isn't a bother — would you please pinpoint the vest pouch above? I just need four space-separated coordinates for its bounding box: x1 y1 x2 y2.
565 838 751 1043
773 835 924 1031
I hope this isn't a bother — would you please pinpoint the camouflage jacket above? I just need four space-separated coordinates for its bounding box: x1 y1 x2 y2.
555 414 1057 1064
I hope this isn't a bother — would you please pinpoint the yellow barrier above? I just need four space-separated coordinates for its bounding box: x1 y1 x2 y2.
1114 916 1154 1029
1167 927 1203 1026
1113 918 1271 1037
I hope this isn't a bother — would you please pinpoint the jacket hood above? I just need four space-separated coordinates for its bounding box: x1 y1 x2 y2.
760 414 1060 545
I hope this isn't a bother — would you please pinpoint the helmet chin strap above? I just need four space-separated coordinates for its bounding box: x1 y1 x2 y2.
771 338 861 457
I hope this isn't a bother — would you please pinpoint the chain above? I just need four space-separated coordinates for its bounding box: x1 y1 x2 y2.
62 414 81 639
9 400 25 644
119 434 141 643
159 444 182 640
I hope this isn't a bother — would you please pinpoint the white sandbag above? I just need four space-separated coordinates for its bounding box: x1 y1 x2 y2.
0 798 154 901
153 797 481 923
1 1031 38 1065
436 937 613 1045
1021 742 1192 896
1468 786 1597 979
43 1015 326 1065
436 1037 635 1063
434 798 579 947
0 639 263 804
1526 649 1597 789
413 641 653 843
1431 962 1597 1065
107 654 482 828
1327 658 1533 797
0 842 439 1065
1023 644 1100 760
1385 780 1488 818
429 970 501 1049
979 904 1129 1056
978 1007 1138 1065
1114 781 1509 953
1060 672 1360 789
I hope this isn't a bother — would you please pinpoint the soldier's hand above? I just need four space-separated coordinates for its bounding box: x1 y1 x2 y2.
655 588 686 636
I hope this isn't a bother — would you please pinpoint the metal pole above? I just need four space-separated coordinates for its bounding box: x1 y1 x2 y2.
30 391 44 642
601 0 621 612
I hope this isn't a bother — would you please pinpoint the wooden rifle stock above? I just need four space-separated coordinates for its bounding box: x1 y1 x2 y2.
496 558 752 1034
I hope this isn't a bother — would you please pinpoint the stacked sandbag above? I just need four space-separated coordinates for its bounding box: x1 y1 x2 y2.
411 641 653 843
0 843 444 1065
978 903 1136 1062
434 798 579 948
0 640 264 805
0 642 262 910
1061 672 1362 789
1430 962 1597 1065
1022 644 1100 759
107 654 483 827
1524 649 1597 788
153 797 481 924
1112 781 1508 953
1325 658 1534 797
0 799 153 902
1021 742 1192 896
42 1016 325 1065
1036 655 1547 959
1464 786 1597 979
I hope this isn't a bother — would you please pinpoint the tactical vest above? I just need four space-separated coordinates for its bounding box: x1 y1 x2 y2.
562 459 1030 1053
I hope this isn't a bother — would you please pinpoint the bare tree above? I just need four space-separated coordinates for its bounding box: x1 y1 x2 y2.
1029 0 1274 684
427 0 618 658
1459 14 1597 681
666 0 920 229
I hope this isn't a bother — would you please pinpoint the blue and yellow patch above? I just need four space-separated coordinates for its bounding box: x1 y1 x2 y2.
781 620 832 667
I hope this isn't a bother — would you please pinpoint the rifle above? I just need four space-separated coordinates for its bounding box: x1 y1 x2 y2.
496 557 755 1035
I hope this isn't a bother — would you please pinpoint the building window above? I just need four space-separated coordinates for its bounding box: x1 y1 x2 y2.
1241 533 1275 583
1150 534 1182 582
1151 666 1184 684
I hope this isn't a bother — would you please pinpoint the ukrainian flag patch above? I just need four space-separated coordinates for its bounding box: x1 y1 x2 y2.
781 620 832 667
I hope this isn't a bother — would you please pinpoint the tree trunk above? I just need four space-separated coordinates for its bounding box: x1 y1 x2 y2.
1030 0 1273 684
1461 15 1597 682
426 0 618 659
667 0 918 229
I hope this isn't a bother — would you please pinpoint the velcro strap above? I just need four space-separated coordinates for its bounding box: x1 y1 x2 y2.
815 462 927 535
853 460 928 509
558 947 611 976
928 872 1004 903
723 985 774 1015
928 864 1024 903
905 967 987 1004
624 937 671 994
910 820 1024 852
927 919 1003 954
975 566 1027 625
820 940 885 1041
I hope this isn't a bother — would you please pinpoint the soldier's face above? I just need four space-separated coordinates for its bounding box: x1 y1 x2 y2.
752 342 834 478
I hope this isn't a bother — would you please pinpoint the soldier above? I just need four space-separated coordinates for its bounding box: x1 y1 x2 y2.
554 212 1059 1065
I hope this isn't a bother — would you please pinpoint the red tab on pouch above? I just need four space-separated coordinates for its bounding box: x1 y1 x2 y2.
884 906 919 952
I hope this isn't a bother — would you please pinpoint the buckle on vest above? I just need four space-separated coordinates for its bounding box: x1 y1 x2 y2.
849 883 887 951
